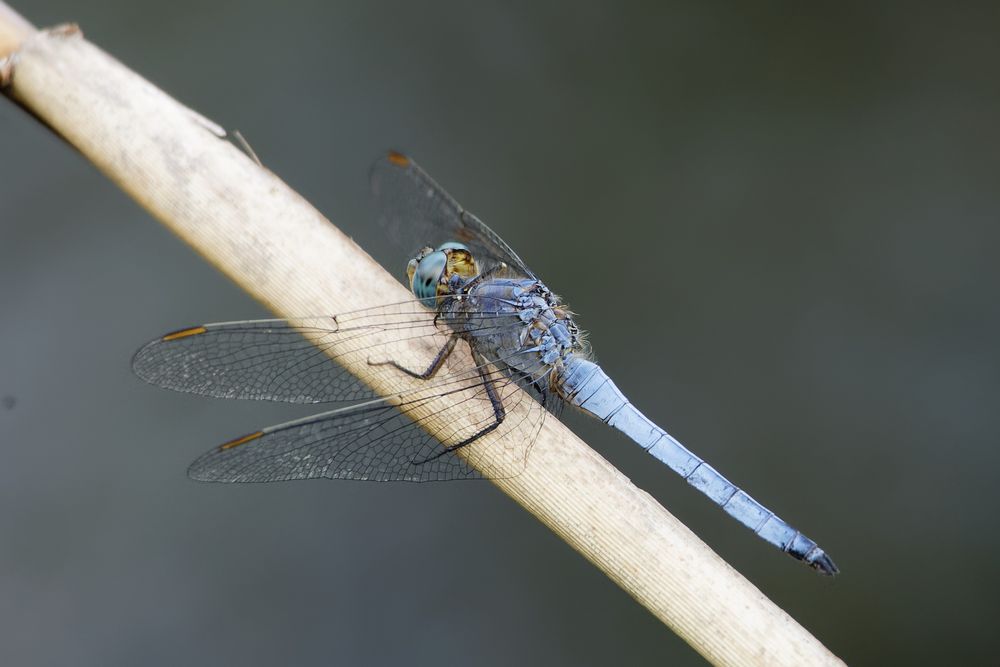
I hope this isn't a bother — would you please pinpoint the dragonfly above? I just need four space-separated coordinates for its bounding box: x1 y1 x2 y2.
133 151 838 575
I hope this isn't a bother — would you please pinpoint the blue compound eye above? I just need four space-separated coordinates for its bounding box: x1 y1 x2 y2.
410 250 448 300
436 241 469 252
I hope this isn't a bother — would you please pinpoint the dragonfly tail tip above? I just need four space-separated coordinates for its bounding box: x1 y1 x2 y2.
809 550 839 576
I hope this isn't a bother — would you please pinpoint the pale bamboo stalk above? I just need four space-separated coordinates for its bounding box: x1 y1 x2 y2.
0 11 843 667
0 2 31 56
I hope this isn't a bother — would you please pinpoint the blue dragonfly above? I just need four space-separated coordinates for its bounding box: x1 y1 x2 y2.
133 152 837 575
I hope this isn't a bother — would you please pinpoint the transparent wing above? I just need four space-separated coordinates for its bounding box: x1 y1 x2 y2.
133 301 469 404
188 361 550 483
133 300 554 481
370 151 536 278
188 402 486 482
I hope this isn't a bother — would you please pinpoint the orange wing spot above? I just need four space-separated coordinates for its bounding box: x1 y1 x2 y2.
220 431 264 451
162 326 207 341
387 151 410 167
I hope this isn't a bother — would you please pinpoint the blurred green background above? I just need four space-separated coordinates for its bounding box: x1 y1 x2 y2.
3 2 999 665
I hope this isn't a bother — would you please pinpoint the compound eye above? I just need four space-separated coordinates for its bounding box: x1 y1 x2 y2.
410 250 447 300
436 241 469 252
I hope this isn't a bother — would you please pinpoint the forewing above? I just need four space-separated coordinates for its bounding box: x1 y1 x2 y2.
132 302 457 404
370 151 535 278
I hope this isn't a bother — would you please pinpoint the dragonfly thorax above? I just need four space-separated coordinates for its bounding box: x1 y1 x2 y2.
442 277 586 398
407 242 479 301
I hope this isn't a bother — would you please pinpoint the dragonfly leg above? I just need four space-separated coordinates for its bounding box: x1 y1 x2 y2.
368 336 458 380
413 348 507 465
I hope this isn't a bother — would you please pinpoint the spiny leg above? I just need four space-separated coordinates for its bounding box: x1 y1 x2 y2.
368 336 458 380
414 347 507 465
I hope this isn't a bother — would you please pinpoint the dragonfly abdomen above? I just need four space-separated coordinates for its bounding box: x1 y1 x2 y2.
557 356 838 575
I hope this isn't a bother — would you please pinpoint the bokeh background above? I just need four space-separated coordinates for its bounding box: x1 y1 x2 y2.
3 2 999 665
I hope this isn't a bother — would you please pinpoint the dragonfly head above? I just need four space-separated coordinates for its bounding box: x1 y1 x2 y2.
407 242 479 301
